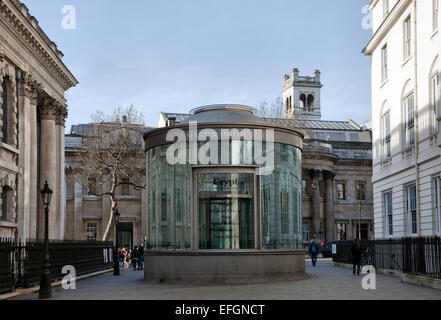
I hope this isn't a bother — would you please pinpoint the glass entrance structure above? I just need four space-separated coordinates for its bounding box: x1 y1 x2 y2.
144 105 305 283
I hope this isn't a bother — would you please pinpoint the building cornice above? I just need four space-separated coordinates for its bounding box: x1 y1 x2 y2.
363 0 412 56
0 0 78 90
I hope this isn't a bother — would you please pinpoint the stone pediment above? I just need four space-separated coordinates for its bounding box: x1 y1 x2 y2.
0 0 78 90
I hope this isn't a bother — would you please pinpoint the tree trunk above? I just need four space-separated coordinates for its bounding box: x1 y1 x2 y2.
102 196 116 241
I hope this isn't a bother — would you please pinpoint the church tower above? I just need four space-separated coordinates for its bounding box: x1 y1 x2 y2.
282 68 323 120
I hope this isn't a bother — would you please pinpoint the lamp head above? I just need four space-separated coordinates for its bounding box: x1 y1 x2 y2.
40 181 53 206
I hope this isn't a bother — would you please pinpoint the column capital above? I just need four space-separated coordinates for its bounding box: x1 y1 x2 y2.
20 72 42 103
309 169 321 180
55 104 68 127
323 170 335 181
39 98 62 121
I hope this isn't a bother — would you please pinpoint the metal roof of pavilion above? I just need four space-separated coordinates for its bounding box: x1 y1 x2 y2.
162 113 365 131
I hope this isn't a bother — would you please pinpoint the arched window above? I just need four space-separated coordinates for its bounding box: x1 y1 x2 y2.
300 94 306 111
307 95 314 111
1 77 8 144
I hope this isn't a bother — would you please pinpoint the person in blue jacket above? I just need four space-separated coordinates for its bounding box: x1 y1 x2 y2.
309 240 319 267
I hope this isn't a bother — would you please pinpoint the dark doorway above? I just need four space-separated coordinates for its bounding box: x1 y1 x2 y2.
117 222 133 249
356 223 369 240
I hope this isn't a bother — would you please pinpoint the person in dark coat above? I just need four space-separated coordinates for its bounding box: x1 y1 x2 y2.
137 245 144 270
308 240 319 267
351 238 362 275
130 246 139 271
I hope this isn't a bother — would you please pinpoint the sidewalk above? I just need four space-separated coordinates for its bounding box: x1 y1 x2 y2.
14 260 441 300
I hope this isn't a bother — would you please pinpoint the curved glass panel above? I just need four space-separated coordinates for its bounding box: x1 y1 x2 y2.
146 141 302 251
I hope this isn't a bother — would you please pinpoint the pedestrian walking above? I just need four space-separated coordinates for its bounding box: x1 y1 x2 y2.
119 248 125 268
131 246 139 270
125 249 131 268
309 240 318 267
137 245 144 270
351 238 362 275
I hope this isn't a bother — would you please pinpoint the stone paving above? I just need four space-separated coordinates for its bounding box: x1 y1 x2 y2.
17 259 441 300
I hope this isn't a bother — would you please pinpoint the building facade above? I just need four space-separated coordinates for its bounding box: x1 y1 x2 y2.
0 0 77 239
364 0 441 238
64 124 151 246
159 68 374 243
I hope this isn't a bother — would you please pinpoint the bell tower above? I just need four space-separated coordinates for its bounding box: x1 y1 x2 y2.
282 68 323 120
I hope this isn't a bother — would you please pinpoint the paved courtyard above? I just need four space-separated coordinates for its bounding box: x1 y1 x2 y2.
17 259 441 300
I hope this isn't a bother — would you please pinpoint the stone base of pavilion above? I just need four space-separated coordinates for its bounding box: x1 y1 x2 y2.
144 250 306 284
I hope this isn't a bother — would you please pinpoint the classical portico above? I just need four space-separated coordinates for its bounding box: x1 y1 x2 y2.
0 0 77 239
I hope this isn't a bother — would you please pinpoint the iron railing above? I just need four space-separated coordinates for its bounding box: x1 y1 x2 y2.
0 238 114 294
332 237 441 280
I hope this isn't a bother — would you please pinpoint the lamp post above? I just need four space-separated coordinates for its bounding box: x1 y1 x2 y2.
39 181 53 299
113 208 120 276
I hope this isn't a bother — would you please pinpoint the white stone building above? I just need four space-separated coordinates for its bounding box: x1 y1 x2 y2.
363 0 441 238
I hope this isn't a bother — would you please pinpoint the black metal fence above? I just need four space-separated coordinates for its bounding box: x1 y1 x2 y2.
333 237 441 280
0 238 114 294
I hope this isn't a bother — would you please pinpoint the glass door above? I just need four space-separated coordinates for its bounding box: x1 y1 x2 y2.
197 171 254 250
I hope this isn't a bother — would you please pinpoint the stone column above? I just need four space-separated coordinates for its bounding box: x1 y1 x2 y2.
324 171 335 242
310 169 321 240
73 180 83 238
38 99 59 239
56 105 68 239
17 73 32 240
29 84 40 239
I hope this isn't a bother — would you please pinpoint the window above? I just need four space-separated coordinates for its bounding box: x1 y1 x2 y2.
383 0 390 19
434 177 441 235
1 77 9 144
121 178 129 196
434 0 439 32
382 111 391 157
431 73 440 134
384 192 393 237
405 185 418 235
86 223 98 241
302 222 311 242
337 183 346 200
300 94 307 111
356 183 366 201
382 44 388 82
302 179 308 197
403 16 412 60
337 223 347 241
403 93 415 147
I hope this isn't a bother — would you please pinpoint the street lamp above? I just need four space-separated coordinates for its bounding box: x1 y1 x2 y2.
113 208 120 276
39 181 53 299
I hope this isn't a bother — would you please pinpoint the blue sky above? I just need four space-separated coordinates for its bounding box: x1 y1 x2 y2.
22 0 372 130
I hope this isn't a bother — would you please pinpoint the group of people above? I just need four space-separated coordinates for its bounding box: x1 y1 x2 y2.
118 246 144 271
308 238 363 275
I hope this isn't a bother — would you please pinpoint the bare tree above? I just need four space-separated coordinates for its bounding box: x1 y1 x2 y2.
68 105 146 241
256 97 309 137
255 97 284 119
